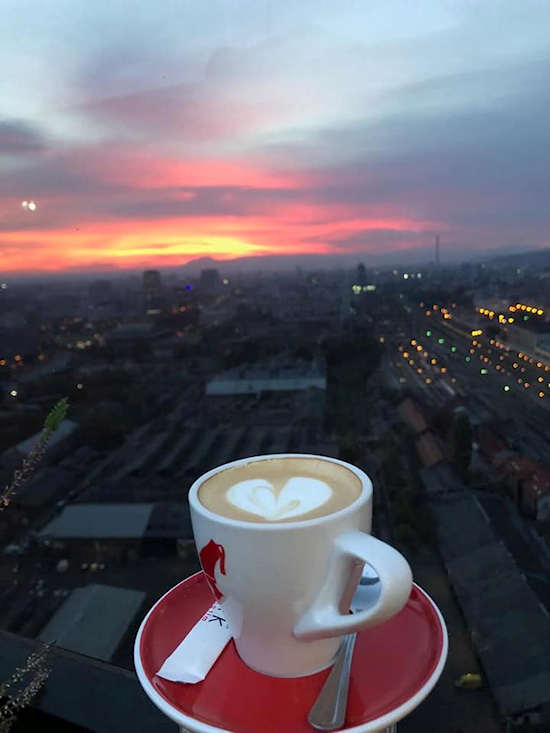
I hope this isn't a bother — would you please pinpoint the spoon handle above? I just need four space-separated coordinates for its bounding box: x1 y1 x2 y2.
308 633 357 731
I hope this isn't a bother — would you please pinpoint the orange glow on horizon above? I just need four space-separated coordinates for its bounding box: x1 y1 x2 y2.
1 148 444 273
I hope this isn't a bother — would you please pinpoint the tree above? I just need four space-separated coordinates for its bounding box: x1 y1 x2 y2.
447 407 472 479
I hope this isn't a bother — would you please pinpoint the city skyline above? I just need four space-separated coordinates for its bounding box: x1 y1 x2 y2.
2 1 550 274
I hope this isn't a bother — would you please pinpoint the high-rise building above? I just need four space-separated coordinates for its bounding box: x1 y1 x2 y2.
356 263 368 286
89 279 113 305
143 270 162 303
200 268 221 291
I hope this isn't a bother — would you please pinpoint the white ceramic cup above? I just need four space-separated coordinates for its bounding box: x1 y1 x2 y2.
189 453 412 678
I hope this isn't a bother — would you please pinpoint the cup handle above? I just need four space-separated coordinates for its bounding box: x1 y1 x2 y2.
293 531 412 640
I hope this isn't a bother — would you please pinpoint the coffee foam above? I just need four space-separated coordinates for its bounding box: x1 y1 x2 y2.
226 477 332 520
197 457 362 523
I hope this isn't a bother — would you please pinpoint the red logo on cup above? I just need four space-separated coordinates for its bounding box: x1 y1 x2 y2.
199 539 226 600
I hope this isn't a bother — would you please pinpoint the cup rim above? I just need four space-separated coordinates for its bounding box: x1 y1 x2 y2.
188 453 372 529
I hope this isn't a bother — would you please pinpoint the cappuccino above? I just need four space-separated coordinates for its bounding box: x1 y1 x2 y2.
197 456 361 522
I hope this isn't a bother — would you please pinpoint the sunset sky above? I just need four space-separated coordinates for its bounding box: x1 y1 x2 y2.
2 1 549 273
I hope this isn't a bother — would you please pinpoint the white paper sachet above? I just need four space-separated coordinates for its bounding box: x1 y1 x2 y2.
156 603 232 683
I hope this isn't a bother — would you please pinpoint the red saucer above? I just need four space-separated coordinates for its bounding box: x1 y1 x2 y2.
135 573 447 733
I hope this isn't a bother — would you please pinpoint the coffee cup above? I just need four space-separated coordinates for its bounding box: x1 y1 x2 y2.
189 453 412 678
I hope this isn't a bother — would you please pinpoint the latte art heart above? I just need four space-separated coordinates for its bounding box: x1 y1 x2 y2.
226 477 333 520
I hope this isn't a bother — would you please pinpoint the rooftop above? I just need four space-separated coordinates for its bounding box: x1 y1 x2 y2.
15 419 78 456
397 397 428 434
429 491 550 716
206 360 326 395
39 503 154 539
38 584 145 662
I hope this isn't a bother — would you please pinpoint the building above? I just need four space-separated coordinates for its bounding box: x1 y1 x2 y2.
38 502 193 561
142 270 161 299
88 279 113 305
206 361 326 396
429 491 550 723
200 268 220 291
397 397 428 435
142 270 163 312
104 322 154 356
38 584 145 663
415 431 445 468
0 419 79 476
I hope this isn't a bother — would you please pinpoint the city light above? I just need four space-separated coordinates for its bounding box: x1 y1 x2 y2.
425 377 431 384
76 383 83 390
426 331 432 336
504 386 510 392
9 389 17 397
451 346 457 352
21 200 37 212
438 338 444 344
480 369 488 375
513 303 544 316
539 392 545 398
403 273 409 279
465 356 471 362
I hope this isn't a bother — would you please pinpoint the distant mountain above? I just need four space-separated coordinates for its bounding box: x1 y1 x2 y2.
178 245 550 275
483 247 550 268
9 245 549 283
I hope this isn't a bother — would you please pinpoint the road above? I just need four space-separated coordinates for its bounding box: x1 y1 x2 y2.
389 304 550 459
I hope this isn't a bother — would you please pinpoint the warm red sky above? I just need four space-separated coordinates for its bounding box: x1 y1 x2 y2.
2 147 445 273
2 2 549 273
